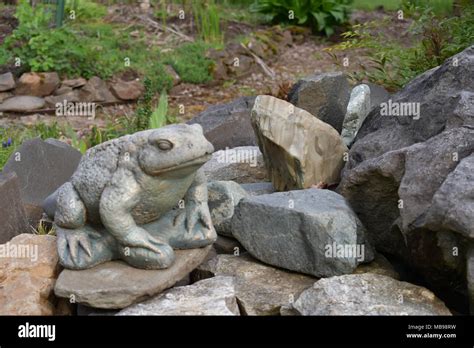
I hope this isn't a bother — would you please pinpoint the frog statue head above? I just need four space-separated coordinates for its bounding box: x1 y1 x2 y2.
138 124 214 177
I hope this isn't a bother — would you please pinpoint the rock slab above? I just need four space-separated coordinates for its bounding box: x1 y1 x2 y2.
0 96 45 112
0 172 29 243
192 253 315 315
289 273 452 315
202 146 268 183
118 276 239 315
287 72 350 132
231 189 374 277
0 72 15 92
54 245 212 309
188 96 256 150
341 84 371 147
3 138 82 207
15 72 60 97
251 95 347 191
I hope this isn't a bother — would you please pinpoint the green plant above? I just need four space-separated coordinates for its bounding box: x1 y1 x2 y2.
327 3 474 90
164 42 214 84
250 0 353 36
192 0 224 45
149 90 169 129
401 0 453 16
35 220 56 236
64 125 88 154
65 0 107 22
133 78 155 132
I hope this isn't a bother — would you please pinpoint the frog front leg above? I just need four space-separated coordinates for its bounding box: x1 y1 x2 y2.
173 169 217 248
100 167 175 269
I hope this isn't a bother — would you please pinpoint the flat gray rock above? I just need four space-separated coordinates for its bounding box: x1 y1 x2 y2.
0 96 45 112
231 189 374 277
288 71 350 132
117 276 239 315
3 138 82 207
0 172 29 243
289 273 452 315
54 245 212 309
240 182 275 196
192 253 315 315
202 146 268 183
0 72 15 92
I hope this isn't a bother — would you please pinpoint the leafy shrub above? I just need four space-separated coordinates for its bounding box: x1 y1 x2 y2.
164 42 214 84
250 0 353 36
327 3 474 90
65 0 107 21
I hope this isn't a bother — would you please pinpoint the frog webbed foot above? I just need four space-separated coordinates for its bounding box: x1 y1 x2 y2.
171 201 216 248
56 226 115 270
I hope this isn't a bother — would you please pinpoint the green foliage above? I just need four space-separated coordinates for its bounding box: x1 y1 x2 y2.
250 0 353 36
149 91 169 129
1 5 174 84
164 42 214 84
192 0 224 45
64 125 88 154
351 0 401 11
401 0 453 16
327 3 474 91
35 220 56 236
132 78 155 132
65 0 107 21
0 122 62 170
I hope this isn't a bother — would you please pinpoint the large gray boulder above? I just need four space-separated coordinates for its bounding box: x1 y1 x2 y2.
0 172 29 243
3 138 82 208
287 72 350 132
347 46 474 167
339 126 473 305
187 97 256 150
288 273 452 315
231 189 374 277
338 46 474 312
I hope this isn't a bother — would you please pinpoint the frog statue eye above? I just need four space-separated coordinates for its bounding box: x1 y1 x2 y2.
156 139 174 151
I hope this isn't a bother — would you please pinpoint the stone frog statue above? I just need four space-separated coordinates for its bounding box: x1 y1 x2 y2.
43 124 216 270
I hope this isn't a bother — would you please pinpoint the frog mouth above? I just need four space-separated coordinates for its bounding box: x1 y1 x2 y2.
149 154 212 175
